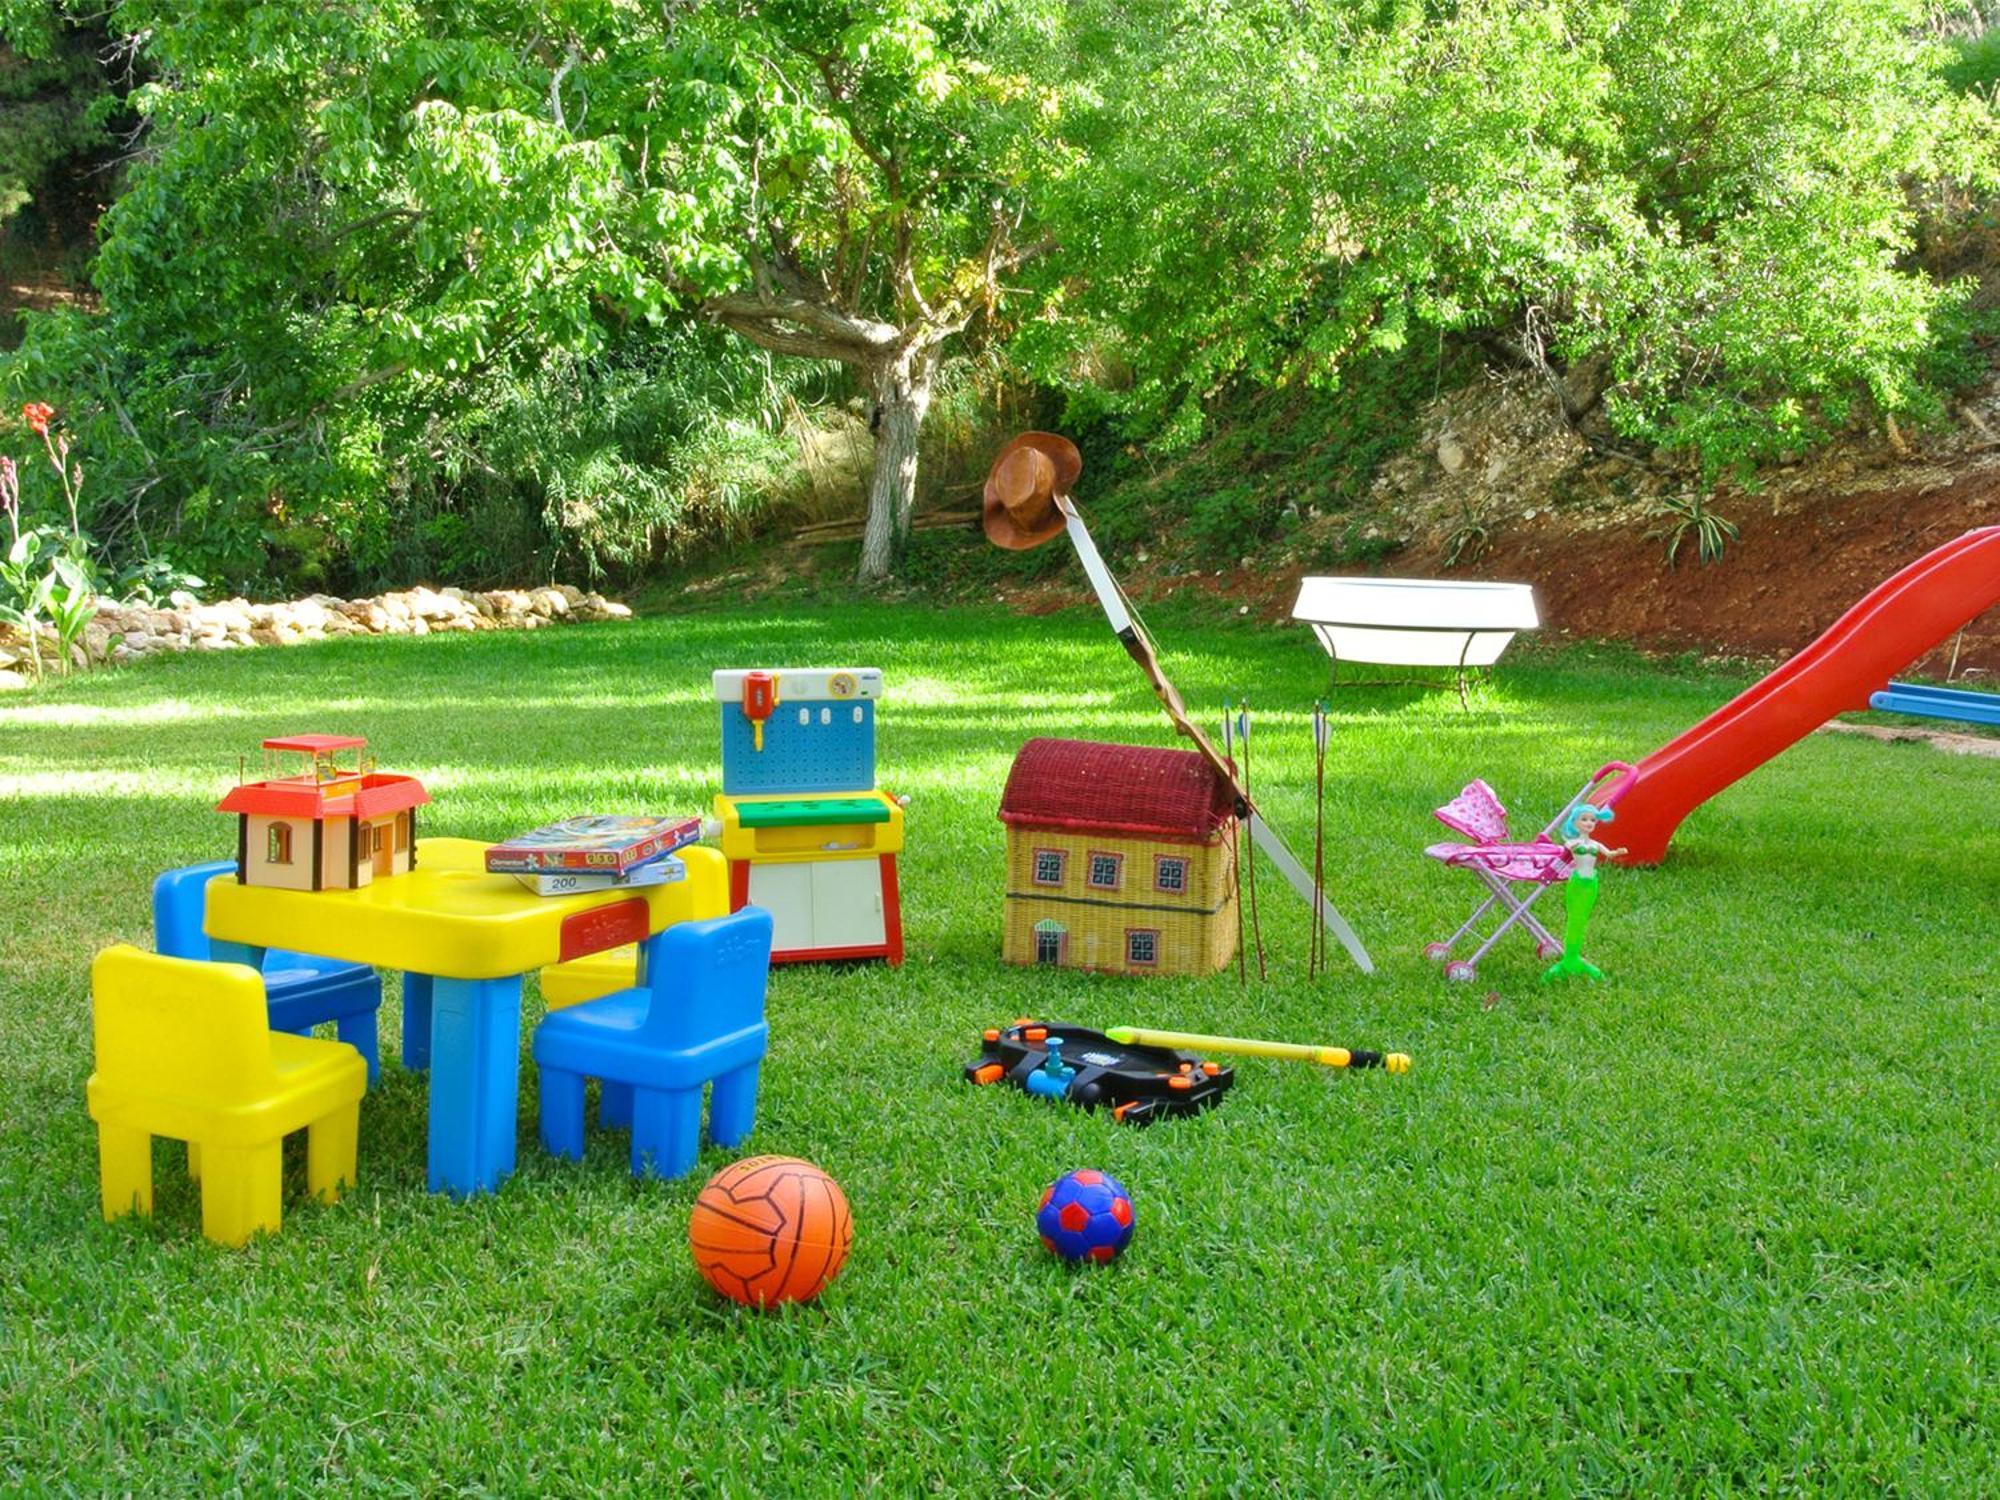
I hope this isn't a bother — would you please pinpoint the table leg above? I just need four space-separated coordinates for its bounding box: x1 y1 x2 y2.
424 974 523 1197
401 972 434 1070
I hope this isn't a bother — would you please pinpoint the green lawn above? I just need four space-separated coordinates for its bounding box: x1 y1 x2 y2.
2 603 1994 1493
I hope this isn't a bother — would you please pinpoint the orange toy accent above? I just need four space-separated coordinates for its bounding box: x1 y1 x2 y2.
1024 1027 1047 1043
740 671 777 751
688 1155 853 1307
971 1063 1005 1085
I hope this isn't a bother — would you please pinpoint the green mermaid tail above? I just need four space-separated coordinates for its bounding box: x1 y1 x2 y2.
1540 871 1605 983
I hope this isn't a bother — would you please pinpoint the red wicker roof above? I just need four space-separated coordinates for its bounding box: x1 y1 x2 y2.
998 738 1235 843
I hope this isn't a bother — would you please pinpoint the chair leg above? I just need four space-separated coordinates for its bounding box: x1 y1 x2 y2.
539 1068 587 1162
186 1140 202 1180
599 1080 633 1130
707 1063 762 1149
401 972 434 1071
97 1125 153 1221
338 1010 381 1088
307 1105 359 1203
630 1087 701 1180
199 1141 283 1246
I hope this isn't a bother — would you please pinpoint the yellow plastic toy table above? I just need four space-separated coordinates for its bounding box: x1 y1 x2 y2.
205 837 728 1196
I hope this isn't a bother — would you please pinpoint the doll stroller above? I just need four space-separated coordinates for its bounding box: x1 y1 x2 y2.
1422 761 1634 983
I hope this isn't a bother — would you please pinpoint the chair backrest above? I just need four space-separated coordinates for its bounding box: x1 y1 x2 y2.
639 907 775 1049
153 860 237 961
1434 780 1509 844
91 945 275 1099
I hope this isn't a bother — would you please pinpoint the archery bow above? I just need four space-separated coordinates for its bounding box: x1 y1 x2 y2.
1051 490 1374 974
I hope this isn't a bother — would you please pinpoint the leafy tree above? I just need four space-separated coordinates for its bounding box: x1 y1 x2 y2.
1022 0 1999 477
6 0 1064 583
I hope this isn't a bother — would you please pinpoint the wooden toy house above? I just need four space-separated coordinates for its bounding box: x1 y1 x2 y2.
217 735 430 892
998 738 1239 976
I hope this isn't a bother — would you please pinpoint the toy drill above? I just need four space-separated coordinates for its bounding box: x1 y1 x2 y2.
740 670 777 751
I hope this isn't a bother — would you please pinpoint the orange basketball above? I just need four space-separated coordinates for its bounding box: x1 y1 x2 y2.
688 1155 853 1307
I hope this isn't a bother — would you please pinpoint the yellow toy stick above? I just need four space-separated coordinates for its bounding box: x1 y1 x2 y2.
1106 1026 1410 1073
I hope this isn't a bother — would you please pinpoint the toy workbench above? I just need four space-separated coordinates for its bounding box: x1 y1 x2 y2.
964 1019 1234 1125
714 668 904 965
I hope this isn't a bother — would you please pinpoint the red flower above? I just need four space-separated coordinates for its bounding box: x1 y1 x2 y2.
21 402 54 436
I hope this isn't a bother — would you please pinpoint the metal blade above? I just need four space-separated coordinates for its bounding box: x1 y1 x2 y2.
1247 813 1373 974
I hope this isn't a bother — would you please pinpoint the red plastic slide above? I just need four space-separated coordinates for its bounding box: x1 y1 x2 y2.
1614 525 2000 865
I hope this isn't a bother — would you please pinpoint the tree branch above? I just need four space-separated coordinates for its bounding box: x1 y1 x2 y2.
713 312 870 364
704 287 901 356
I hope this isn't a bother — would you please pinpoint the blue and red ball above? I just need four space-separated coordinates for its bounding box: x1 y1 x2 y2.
1037 1169 1136 1264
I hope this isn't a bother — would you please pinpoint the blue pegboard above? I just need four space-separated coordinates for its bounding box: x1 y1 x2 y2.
720 700 876 794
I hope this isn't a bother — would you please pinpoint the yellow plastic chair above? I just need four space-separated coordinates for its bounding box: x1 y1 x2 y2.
86 945 368 1247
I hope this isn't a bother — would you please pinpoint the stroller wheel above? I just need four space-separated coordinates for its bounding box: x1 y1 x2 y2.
1423 942 1452 963
1444 961 1477 984
1536 941 1563 962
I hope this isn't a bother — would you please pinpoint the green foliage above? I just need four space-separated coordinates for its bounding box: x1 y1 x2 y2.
4 0 1998 594
2 0 1068 589
1021 0 2000 481
1942 28 2000 95
1647 492 1741 567
1443 505 1491 569
0 3 108 229
1114 340 1474 566
403 327 838 585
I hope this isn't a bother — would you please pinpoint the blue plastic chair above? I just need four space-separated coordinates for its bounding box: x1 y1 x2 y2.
153 861 385 1084
533 907 772 1180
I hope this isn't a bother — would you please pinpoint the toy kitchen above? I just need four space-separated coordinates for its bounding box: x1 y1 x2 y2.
711 667 905 965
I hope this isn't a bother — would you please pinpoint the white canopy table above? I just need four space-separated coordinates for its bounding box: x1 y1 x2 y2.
1290 577 1540 704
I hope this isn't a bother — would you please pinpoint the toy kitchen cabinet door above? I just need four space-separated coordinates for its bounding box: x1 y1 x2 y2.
809 861 886 948
746 860 885 955
748 863 816 953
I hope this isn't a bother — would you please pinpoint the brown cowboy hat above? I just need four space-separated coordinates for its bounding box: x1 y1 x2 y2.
982 432 1083 551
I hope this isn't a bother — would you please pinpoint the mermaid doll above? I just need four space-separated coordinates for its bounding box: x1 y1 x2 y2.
1540 802 1626 983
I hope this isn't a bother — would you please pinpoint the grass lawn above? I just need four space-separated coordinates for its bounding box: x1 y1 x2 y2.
2 601 1995 1493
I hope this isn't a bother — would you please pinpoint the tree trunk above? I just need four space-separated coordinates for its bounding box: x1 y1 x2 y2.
857 346 938 583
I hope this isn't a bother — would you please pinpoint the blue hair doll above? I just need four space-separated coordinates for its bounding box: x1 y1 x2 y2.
1543 803 1626 983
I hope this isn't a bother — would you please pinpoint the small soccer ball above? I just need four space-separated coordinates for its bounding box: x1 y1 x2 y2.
688 1155 853 1307
1037 1169 1136 1264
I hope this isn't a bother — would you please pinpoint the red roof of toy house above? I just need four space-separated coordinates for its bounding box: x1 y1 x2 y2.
263 734 368 753
217 772 429 821
998 738 1236 844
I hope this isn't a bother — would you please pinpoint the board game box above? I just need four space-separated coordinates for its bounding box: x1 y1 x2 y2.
484 814 703 874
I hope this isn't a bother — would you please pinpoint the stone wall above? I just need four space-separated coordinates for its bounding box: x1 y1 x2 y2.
0 584 632 688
